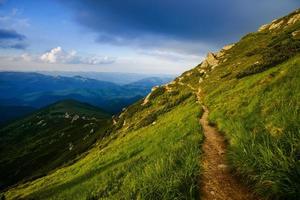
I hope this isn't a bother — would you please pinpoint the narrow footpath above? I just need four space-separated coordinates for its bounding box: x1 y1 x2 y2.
199 106 260 200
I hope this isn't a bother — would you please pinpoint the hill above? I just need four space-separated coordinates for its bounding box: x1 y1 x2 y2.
0 100 112 190
3 8 300 200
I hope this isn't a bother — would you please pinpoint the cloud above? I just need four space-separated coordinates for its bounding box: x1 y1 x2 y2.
0 28 25 40
61 0 300 53
40 46 115 65
0 28 27 49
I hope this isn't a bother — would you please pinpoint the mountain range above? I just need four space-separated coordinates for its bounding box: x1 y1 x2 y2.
0 72 172 125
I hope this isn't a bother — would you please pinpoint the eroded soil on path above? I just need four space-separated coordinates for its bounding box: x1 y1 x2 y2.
200 106 260 200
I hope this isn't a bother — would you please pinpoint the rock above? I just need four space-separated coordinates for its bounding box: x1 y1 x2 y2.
68 143 73 151
200 52 219 69
269 20 284 30
258 23 270 32
210 191 215 195
199 77 203 83
64 112 70 119
151 86 159 91
90 129 94 134
287 13 300 25
206 52 219 66
292 30 300 39
222 43 235 51
71 115 80 123
36 120 44 125
217 164 228 171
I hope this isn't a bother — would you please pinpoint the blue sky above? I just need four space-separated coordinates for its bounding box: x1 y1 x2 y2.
0 0 299 74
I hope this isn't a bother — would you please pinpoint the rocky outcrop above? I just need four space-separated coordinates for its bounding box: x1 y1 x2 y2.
259 10 300 32
287 13 300 25
200 52 219 69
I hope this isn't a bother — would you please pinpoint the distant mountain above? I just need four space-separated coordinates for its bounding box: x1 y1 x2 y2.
0 100 112 189
0 72 172 124
39 71 175 85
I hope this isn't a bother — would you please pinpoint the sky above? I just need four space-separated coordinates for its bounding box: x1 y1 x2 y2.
0 0 299 74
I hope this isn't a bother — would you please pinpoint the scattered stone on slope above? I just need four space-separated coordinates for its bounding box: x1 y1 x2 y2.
68 143 73 151
287 13 300 25
292 30 300 39
36 120 44 125
71 115 80 123
64 112 70 119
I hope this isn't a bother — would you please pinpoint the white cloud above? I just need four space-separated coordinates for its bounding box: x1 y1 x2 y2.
40 46 64 63
39 46 115 65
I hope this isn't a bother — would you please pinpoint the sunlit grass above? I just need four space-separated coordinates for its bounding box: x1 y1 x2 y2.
5 96 203 200
204 56 300 199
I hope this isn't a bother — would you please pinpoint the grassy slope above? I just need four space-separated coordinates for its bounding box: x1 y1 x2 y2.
0 100 112 190
5 83 203 199
199 10 300 199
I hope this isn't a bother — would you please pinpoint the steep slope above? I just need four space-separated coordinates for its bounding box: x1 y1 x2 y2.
3 8 300 200
196 9 300 199
0 100 112 190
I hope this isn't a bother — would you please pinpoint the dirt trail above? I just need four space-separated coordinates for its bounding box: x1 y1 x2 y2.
199 106 259 200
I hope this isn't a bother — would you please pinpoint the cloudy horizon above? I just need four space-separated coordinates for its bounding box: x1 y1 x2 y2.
0 0 299 74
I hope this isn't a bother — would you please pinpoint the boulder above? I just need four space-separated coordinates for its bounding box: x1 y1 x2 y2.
200 52 219 68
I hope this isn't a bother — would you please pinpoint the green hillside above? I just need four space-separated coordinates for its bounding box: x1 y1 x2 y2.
4 82 203 200
0 100 112 190
3 8 300 200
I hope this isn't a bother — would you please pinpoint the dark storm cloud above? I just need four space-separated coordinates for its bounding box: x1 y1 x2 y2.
0 29 27 49
0 29 26 40
61 0 300 52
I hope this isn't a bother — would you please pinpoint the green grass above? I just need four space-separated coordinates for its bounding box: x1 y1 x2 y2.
0 100 112 190
4 94 203 199
200 22 300 199
189 10 300 199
